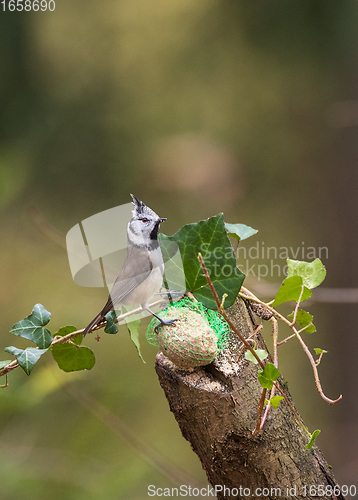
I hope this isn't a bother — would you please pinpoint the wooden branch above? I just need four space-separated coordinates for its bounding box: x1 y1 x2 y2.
155 297 345 500
0 299 166 378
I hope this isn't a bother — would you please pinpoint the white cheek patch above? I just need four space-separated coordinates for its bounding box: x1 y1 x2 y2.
127 228 146 247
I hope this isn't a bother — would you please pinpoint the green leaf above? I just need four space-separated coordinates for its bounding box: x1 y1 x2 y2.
225 222 258 241
306 429 321 449
273 276 312 307
71 334 83 345
288 309 316 333
54 325 82 345
244 349 268 365
51 343 95 372
258 362 280 390
160 214 245 309
314 348 327 356
10 304 53 349
5 346 48 375
104 310 118 335
269 395 284 408
126 318 145 363
287 258 326 289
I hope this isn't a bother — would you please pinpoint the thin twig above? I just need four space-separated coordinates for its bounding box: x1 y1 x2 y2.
272 316 278 368
0 300 166 378
277 323 314 345
277 333 296 346
236 325 263 361
0 360 19 377
197 253 265 369
315 351 326 366
260 317 278 429
289 285 304 326
297 324 313 335
52 299 165 345
239 288 342 404
0 373 9 388
270 380 311 436
252 388 267 436
197 254 312 436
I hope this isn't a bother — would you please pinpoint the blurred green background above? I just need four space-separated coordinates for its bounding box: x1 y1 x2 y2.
1 1 358 498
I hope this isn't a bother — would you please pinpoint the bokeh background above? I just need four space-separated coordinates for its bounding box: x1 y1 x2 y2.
1 1 358 498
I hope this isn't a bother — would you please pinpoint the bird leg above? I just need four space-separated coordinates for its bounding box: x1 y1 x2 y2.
145 307 178 333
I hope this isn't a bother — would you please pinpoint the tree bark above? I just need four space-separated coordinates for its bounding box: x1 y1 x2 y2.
155 297 345 500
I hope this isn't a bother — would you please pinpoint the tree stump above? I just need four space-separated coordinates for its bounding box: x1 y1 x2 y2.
155 297 345 500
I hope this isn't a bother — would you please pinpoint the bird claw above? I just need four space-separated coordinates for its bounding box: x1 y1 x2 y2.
154 318 177 333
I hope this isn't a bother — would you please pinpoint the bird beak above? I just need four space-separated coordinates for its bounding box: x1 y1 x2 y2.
159 218 167 223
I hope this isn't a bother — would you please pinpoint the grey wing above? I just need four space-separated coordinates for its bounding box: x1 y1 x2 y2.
82 247 153 336
106 245 153 309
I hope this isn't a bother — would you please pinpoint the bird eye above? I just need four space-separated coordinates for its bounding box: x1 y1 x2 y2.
141 218 149 223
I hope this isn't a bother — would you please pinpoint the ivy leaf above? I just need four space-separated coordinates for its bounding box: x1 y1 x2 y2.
287 258 326 289
314 348 327 356
306 429 321 450
273 276 312 307
269 395 284 409
10 304 53 349
288 310 316 333
258 362 280 390
244 349 268 365
225 222 258 241
104 310 118 335
54 325 82 344
71 334 83 346
51 343 95 372
160 214 245 309
5 346 48 375
126 318 145 363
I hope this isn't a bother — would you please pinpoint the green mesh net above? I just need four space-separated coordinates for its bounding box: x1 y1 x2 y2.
146 297 230 360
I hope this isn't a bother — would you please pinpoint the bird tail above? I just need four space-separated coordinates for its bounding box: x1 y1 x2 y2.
82 312 103 337
82 296 114 336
